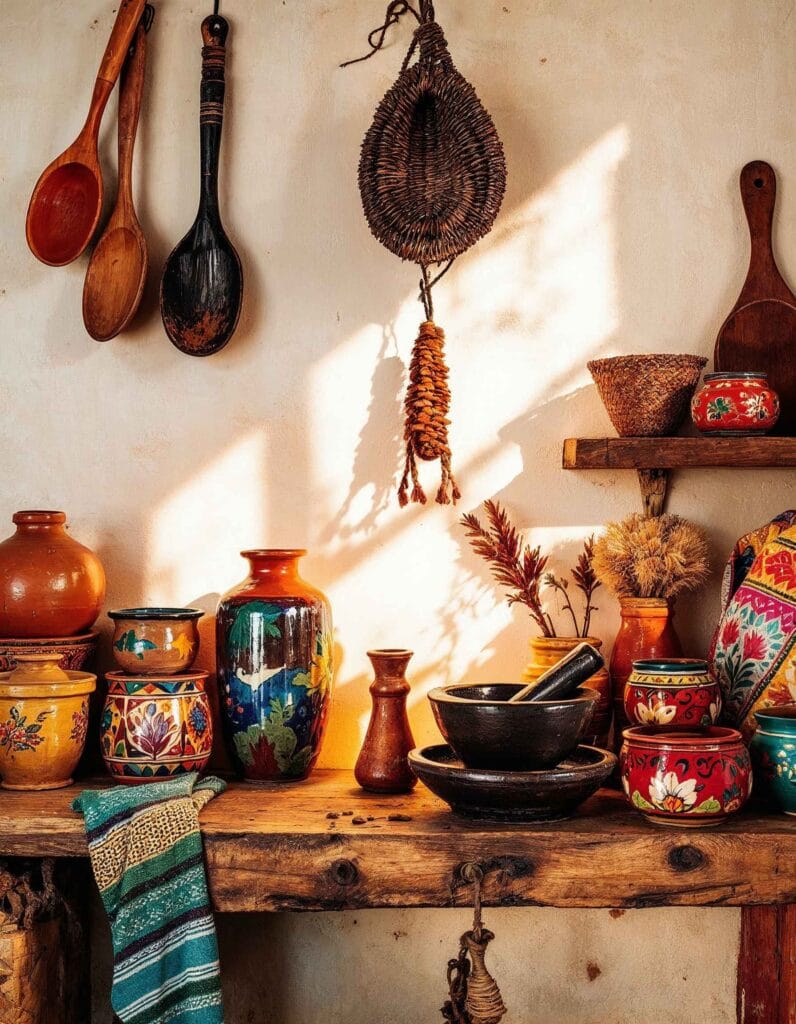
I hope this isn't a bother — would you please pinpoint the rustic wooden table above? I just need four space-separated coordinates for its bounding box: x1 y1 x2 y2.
1 772 794 1022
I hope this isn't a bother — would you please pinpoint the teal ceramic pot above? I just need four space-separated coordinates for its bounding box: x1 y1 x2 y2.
750 704 796 815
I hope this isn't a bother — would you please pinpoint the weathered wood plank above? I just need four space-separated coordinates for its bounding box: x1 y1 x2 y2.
0 774 794 912
562 437 796 470
737 905 796 1024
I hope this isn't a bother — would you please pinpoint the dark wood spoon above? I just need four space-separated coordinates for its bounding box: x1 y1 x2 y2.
26 0 147 267
160 14 242 356
82 24 148 341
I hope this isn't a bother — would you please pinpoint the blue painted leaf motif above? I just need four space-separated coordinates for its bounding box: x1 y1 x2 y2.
114 629 157 659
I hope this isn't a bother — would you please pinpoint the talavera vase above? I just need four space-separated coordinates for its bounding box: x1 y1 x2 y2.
216 549 333 782
0 511 106 638
524 636 611 747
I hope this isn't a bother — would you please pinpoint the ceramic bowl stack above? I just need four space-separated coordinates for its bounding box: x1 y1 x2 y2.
410 672 616 821
101 608 213 784
620 659 752 826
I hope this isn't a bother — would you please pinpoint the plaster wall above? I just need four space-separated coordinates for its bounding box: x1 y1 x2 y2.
4 1 795 1020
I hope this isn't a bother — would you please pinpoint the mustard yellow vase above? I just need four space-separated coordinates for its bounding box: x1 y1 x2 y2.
0 653 95 790
523 636 612 747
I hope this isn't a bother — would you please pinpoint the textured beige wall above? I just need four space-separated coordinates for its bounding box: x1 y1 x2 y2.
5 0 796 1021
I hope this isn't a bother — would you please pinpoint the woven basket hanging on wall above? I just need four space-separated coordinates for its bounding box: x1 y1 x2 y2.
344 0 507 506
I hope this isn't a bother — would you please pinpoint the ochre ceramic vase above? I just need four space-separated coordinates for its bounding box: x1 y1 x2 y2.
109 608 203 675
624 659 721 730
620 725 751 827
0 511 106 638
610 598 682 748
524 636 611 747
355 649 417 793
101 671 213 783
691 372 780 435
0 653 95 790
216 549 333 782
750 704 796 816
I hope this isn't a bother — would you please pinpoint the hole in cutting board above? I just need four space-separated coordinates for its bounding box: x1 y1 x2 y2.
754 178 764 188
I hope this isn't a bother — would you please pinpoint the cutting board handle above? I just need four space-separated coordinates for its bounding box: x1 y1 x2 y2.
738 160 790 301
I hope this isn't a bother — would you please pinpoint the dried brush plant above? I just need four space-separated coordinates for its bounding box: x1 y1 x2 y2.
591 512 710 600
461 500 600 638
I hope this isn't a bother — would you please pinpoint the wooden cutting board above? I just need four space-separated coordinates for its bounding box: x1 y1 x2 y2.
714 160 796 435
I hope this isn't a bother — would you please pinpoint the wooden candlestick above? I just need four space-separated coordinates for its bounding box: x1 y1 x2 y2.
355 649 417 794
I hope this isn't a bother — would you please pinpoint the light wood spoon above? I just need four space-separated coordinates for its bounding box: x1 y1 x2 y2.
26 0 146 267
83 24 148 341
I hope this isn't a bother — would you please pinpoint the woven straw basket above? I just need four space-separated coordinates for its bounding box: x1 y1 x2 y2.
588 354 707 436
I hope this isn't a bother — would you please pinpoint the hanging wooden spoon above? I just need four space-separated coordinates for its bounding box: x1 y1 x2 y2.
26 0 147 267
83 23 149 341
160 11 243 356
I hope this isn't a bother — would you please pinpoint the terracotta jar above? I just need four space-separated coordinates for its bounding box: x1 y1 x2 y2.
109 607 203 675
101 671 213 784
0 511 106 638
0 653 95 790
524 636 611 747
216 549 333 782
610 598 682 748
355 649 417 793
691 372 780 435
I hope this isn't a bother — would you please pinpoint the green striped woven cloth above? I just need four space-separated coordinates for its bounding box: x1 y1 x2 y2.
73 773 226 1024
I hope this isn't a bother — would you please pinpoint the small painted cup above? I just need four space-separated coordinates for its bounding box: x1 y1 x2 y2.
621 725 751 826
749 704 796 816
691 372 780 435
108 608 203 675
101 671 213 784
623 659 721 730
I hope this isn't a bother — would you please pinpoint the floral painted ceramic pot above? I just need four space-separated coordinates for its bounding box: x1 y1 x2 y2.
109 608 203 675
0 632 98 673
621 726 751 826
0 654 95 790
101 671 213 784
624 659 721 730
749 705 796 815
0 511 106 638
691 372 780 435
216 549 333 782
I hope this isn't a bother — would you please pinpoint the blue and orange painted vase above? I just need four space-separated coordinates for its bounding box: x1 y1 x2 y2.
216 549 333 782
101 671 213 783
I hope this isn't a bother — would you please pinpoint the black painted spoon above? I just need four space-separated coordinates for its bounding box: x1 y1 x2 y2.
160 12 242 356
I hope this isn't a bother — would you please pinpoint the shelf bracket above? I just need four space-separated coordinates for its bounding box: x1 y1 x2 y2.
637 469 669 517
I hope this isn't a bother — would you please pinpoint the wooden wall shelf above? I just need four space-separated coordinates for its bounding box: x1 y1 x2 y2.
562 437 796 514
1 772 794 912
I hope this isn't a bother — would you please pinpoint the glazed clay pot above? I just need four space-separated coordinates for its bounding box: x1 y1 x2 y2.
691 372 780 435
621 725 751 827
624 659 721 730
109 608 203 675
610 598 683 748
523 636 611 747
0 633 98 673
750 704 796 815
355 649 417 793
216 550 333 782
0 654 95 790
101 671 213 784
0 511 106 638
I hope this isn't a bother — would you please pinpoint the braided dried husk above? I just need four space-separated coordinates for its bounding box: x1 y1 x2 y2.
358 20 506 264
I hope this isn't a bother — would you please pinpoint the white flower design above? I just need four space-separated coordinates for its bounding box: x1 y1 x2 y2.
742 393 767 420
634 696 677 725
649 771 698 813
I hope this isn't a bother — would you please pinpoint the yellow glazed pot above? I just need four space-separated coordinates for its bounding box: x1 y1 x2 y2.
0 653 95 790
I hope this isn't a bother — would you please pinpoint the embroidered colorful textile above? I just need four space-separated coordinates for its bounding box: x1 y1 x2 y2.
710 511 796 739
73 773 226 1024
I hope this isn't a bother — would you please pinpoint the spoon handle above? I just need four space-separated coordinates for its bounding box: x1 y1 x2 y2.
118 25 147 210
198 14 230 215
98 0 148 87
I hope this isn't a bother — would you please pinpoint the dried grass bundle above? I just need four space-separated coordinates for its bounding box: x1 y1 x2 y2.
591 513 710 599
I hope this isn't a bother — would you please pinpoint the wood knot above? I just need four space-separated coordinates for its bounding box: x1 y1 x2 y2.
668 845 705 872
329 859 359 887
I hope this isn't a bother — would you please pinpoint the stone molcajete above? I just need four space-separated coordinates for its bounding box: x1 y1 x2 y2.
0 511 106 638
216 550 333 782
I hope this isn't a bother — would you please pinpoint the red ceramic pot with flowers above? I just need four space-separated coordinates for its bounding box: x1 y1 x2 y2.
691 372 780 435
623 659 721 730
620 726 751 827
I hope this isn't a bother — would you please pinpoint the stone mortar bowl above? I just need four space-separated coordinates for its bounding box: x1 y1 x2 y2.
428 683 599 770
